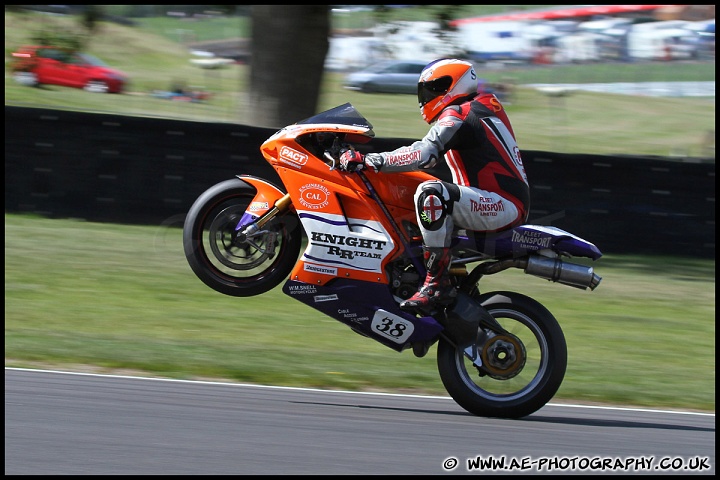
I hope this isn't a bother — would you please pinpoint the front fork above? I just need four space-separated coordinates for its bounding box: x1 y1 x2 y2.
235 193 292 238
234 193 293 257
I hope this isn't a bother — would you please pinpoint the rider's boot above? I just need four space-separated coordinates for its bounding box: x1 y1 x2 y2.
400 246 457 315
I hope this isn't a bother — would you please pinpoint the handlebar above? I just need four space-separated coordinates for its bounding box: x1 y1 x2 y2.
323 151 340 170
323 138 357 172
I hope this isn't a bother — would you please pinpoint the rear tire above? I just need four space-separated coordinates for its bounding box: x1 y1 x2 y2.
437 291 567 419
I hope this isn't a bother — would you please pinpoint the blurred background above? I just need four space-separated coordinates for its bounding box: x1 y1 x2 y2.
4 4 716 158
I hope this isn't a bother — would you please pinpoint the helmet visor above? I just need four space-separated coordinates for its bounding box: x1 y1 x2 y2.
417 76 452 106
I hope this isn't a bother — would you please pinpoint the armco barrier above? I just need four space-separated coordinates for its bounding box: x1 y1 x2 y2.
4 106 715 258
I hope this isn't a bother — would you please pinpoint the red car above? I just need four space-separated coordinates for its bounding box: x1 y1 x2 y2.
10 45 128 93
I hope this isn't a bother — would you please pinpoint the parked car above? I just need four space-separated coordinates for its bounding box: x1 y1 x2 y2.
9 45 128 93
343 59 427 94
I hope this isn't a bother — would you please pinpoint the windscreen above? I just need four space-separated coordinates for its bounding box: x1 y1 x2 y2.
295 103 373 132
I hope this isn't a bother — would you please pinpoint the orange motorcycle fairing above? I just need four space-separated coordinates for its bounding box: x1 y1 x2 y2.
278 168 402 286
259 122 420 286
234 174 290 217
259 121 439 286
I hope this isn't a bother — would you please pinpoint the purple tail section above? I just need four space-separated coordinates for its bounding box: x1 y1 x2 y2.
460 225 602 260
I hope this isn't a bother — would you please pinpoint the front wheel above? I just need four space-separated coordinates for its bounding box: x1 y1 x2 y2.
183 178 302 297
437 291 567 418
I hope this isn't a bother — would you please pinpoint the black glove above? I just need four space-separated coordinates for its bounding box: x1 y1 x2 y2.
339 149 365 172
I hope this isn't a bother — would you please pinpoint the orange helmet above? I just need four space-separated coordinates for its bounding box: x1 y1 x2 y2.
417 59 478 124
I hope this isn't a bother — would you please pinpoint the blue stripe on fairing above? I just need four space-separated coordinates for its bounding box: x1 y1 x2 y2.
299 212 385 235
299 212 347 226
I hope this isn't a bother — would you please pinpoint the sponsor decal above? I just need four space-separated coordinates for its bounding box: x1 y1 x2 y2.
385 149 421 167
314 294 338 302
287 284 317 295
304 262 337 276
349 316 370 325
248 201 269 212
437 119 455 127
310 231 387 260
489 96 503 113
512 230 552 249
338 308 359 319
470 196 505 216
310 232 386 250
371 309 414 344
338 309 370 324
299 213 394 273
279 146 308 167
298 183 330 210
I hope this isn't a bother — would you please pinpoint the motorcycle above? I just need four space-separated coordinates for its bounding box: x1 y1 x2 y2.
183 103 603 419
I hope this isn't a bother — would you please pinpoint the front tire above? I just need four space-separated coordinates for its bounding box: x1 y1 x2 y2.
183 178 302 297
437 291 567 418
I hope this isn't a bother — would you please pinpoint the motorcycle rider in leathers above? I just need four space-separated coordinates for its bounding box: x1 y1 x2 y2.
339 58 530 315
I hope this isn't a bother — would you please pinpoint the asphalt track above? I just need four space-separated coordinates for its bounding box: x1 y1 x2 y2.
4 368 715 475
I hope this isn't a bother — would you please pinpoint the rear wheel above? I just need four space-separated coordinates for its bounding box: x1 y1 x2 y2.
437 291 567 418
183 178 302 297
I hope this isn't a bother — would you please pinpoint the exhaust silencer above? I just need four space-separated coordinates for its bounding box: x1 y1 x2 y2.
525 256 602 290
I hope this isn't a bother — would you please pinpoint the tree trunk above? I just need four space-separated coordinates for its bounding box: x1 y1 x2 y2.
248 5 330 128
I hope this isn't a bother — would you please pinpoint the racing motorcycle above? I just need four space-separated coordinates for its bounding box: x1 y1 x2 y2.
183 103 603 419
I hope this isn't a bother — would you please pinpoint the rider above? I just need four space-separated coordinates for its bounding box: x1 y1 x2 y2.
339 58 530 315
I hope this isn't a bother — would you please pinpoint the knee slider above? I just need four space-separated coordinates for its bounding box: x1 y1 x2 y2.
416 181 453 231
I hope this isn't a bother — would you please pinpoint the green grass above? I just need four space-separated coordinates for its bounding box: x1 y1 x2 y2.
4 10 716 157
4 213 715 412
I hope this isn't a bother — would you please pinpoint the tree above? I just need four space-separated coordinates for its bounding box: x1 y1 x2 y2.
248 5 330 128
